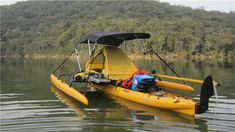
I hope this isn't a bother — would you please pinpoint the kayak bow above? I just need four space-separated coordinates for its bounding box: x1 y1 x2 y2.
50 74 88 105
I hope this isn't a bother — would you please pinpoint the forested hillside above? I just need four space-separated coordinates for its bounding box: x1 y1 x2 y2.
1 0 235 58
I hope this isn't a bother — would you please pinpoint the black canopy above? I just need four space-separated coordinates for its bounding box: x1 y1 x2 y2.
80 32 150 46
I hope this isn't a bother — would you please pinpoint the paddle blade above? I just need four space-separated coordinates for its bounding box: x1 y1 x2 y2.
196 75 214 114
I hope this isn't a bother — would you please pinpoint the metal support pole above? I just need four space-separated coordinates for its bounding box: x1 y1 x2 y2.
88 40 91 58
86 43 97 86
75 44 82 72
139 39 145 53
91 43 97 55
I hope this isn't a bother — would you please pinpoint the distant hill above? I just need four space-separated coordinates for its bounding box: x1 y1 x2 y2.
1 0 235 58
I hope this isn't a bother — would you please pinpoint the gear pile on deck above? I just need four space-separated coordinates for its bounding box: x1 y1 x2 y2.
51 32 220 116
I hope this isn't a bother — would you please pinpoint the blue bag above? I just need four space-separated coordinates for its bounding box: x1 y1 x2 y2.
132 75 155 91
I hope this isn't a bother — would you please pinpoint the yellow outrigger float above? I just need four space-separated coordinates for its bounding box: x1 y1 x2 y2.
51 32 219 116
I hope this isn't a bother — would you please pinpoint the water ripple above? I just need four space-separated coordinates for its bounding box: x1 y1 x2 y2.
1 90 235 132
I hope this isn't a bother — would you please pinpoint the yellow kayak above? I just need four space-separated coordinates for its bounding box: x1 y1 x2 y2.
51 32 215 117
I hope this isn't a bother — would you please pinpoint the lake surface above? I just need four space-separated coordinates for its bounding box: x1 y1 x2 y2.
1 58 235 132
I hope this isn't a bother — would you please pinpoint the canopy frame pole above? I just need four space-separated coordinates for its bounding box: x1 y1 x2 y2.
85 43 98 89
88 40 91 58
75 43 82 72
135 34 145 54
139 39 145 53
91 42 97 56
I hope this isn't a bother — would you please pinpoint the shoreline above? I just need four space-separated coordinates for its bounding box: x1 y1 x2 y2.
1 53 234 61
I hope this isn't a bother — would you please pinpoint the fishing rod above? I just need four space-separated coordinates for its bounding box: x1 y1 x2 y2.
53 50 75 74
145 45 187 85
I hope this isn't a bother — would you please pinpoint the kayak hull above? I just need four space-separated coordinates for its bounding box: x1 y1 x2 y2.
89 83 196 116
50 74 88 105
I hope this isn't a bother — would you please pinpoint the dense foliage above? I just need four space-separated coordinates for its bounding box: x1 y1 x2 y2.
1 0 235 58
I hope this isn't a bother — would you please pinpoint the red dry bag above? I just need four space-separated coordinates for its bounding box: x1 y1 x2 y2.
121 70 149 88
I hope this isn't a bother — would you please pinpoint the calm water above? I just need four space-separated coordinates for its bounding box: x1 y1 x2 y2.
1 58 235 132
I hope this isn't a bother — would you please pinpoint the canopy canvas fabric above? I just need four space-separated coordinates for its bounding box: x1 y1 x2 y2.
80 32 150 47
85 46 138 80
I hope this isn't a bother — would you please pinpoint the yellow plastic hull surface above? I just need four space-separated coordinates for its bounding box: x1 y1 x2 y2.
157 74 204 84
156 81 194 91
50 74 88 105
89 83 196 116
